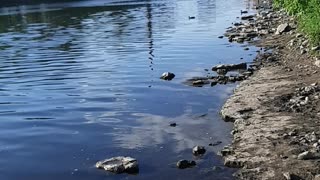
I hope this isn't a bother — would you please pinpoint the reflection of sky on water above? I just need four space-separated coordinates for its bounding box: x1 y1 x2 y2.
112 110 234 152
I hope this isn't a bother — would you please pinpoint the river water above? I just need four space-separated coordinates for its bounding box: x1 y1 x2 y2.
0 0 257 179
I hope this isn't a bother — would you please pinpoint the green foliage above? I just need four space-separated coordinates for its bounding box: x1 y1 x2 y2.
273 0 320 45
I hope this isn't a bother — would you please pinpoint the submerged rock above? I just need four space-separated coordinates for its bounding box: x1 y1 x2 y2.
169 123 177 127
160 72 175 80
176 160 196 169
96 156 139 174
192 146 206 155
209 141 222 146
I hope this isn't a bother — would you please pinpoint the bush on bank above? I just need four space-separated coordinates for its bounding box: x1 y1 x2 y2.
273 0 320 45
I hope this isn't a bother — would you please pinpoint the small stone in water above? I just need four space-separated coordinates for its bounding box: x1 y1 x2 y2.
169 123 177 127
176 160 196 169
192 146 206 155
160 72 175 80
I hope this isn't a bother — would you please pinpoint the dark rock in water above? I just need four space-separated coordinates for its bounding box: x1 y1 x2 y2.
241 15 255 20
160 72 175 80
241 10 248 14
244 47 249 51
176 160 196 169
169 123 177 127
212 166 223 171
192 146 206 155
188 16 195 19
216 69 228 75
218 36 224 39
192 80 209 86
212 63 247 71
209 141 222 146
96 156 139 174
211 81 218 86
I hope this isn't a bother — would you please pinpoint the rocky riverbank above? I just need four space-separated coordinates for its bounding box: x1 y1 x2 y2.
220 1 320 179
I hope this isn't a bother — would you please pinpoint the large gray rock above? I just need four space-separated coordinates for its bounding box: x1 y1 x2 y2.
96 156 139 174
275 23 291 35
160 72 175 80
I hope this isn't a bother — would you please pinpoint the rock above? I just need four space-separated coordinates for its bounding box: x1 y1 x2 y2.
209 141 222 146
220 146 234 156
211 81 218 86
241 10 248 14
315 60 320 67
302 40 309 47
283 172 301 180
216 69 228 75
212 166 223 171
176 160 196 169
160 72 175 80
244 47 249 51
241 15 255 20
192 146 206 155
315 174 320 180
288 129 298 136
169 123 177 127
275 23 291 35
218 36 224 39
212 63 247 71
312 46 320 51
96 156 139 174
297 151 320 160
188 16 195 19
192 80 209 86
224 157 244 168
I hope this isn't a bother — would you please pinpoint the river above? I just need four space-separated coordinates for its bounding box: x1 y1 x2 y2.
0 0 257 179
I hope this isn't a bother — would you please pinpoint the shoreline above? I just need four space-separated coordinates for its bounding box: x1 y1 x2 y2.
219 1 320 179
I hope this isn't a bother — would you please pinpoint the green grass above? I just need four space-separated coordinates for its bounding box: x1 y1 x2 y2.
273 0 320 45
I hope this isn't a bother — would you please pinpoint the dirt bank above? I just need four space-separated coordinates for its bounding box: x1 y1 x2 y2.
220 2 320 180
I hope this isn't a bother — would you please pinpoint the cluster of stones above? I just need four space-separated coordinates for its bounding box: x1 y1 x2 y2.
185 62 258 87
224 9 294 44
281 83 320 112
288 33 320 55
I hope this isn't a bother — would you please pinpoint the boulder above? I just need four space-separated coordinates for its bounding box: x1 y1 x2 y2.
176 160 196 169
96 156 139 174
160 72 175 80
275 23 291 35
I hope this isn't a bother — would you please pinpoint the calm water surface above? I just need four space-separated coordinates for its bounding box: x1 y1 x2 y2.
0 0 258 179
